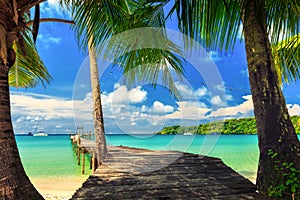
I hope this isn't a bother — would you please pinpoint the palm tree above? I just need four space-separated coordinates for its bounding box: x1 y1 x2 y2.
165 0 299 196
88 41 107 166
61 0 184 167
0 1 53 198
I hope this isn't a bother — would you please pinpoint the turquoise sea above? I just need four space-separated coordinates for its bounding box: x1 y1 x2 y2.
16 134 300 190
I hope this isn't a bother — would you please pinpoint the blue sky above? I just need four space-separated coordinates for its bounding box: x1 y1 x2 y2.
10 1 300 134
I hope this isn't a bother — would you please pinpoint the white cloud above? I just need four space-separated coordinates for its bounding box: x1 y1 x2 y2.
151 101 174 113
211 96 225 106
176 82 194 98
166 101 211 120
11 92 77 119
40 0 65 17
175 82 209 101
107 85 147 104
47 0 60 12
200 51 226 63
225 95 233 101
141 105 148 112
37 34 62 49
48 37 62 44
210 95 253 118
287 104 300 116
195 87 208 97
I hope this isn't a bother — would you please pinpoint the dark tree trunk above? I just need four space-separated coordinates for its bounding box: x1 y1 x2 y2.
242 0 300 197
0 66 43 199
0 1 43 199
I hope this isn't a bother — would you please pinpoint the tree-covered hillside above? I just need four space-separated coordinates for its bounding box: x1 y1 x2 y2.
156 116 300 135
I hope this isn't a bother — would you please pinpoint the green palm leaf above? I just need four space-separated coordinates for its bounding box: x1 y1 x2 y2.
168 0 299 85
9 31 52 88
273 34 300 85
60 0 184 96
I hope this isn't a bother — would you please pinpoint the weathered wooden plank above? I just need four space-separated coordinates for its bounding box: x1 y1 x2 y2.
70 145 269 200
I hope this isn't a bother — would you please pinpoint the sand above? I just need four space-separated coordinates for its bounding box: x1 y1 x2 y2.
30 175 89 200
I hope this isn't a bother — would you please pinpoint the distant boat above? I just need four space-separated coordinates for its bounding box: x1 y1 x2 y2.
33 131 48 136
183 132 193 136
28 132 33 136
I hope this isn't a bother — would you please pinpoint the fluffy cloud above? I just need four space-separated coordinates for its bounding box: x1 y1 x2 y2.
166 101 211 120
175 82 209 101
11 92 74 119
152 101 174 113
141 101 174 114
105 84 147 104
210 95 253 118
211 96 225 106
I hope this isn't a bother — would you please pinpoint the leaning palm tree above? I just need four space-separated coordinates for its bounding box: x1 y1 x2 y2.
87 41 107 166
0 4 51 197
165 0 299 196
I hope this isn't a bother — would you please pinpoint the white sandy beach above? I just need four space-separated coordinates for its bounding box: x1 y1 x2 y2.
30 175 89 200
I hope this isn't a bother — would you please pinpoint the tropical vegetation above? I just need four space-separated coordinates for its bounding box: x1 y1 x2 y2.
9 31 51 88
157 116 300 135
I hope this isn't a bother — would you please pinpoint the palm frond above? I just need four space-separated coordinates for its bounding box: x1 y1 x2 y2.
266 0 300 45
168 0 243 53
60 0 185 97
273 34 300 85
9 31 52 88
60 0 130 50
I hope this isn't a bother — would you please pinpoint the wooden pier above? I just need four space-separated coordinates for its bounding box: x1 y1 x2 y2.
70 127 96 174
70 141 270 199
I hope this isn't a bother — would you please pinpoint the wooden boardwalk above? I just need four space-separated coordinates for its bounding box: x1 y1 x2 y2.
71 145 269 200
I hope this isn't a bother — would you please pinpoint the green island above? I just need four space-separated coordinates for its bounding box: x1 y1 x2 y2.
156 116 300 135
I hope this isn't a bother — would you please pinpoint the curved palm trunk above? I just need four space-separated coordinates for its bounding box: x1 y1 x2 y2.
0 67 43 200
88 42 107 167
0 67 42 200
243 0 300 195
0 4 43 199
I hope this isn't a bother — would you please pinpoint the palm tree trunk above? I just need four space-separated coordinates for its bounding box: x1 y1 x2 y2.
88 42 107 167
0 66 43 200
0 7 43 198
242 0 300 195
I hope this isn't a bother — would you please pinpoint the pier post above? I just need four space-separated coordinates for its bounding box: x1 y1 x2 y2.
90 155 92 169
77 148 81 165
82 151 85 174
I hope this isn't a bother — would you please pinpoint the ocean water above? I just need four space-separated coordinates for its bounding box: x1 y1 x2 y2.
16 134 300 188
15 135 90 193
16 135 84 178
